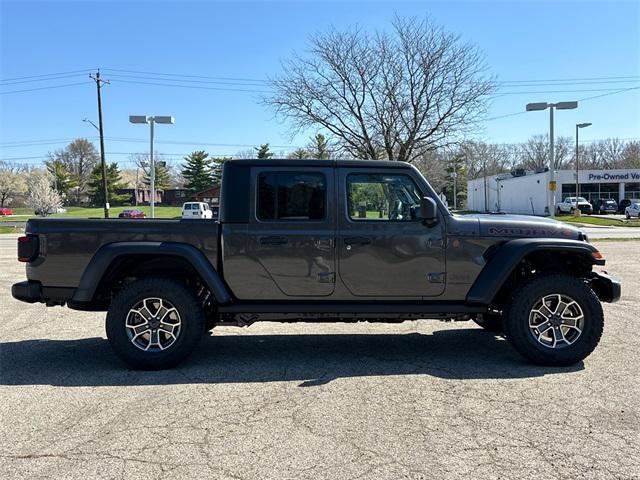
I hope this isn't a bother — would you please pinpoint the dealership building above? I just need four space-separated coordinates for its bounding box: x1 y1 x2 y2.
467 168 640 215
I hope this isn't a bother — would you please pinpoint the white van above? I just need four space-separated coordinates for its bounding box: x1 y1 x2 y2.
181 202 213 219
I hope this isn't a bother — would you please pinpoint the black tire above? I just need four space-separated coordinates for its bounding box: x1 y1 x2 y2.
473 313 503 332
106 277 205 370
503 274 603 366
626 212 630 219
569 207 575 215
556 207 562 216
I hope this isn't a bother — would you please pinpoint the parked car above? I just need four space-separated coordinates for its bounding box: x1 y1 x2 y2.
593 198 618 215
118 208 146 219
181 202 213 219
618 198 640 214
0 208 14 216
34 207 66 216
556 197 593 215
625 202 640 219
12 159 620 370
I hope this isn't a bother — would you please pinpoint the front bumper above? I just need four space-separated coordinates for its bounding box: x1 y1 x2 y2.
578 205 593 214
589 272 621 303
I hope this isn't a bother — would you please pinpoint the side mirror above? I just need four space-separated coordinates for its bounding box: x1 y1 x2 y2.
420 197 438 223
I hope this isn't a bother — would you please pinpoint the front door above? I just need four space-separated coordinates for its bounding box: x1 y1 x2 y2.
337 169 446 297
246 166 336 297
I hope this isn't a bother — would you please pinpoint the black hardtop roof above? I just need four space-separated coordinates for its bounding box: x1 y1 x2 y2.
226 158 412 169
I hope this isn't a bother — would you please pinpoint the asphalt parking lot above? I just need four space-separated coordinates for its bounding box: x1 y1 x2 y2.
1 235 638 480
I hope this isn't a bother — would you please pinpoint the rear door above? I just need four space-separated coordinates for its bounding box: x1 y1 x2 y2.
245 166 336 297
336 168 446 298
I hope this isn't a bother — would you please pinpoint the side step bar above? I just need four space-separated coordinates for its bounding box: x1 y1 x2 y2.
217 303 486 315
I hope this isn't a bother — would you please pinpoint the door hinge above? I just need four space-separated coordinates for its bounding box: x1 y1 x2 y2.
427 272 446 283
317 272 336 283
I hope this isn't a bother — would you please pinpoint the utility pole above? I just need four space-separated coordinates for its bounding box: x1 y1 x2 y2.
89 70 110 218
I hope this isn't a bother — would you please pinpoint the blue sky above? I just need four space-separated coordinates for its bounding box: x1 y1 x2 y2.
1 0 639 169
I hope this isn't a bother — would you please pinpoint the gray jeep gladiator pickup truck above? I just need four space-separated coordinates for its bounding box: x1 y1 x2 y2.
12 159 620 369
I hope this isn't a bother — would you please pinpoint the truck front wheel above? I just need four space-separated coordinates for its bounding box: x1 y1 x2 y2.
106 277 205 369
503 274 604 366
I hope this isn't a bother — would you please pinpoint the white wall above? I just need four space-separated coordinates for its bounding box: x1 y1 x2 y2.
468 172 549 215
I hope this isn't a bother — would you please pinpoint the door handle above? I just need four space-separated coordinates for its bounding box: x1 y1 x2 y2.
259 236 288 246
344 236 371 246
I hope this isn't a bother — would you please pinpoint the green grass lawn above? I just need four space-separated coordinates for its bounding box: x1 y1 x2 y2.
0 225 24 234
552 215 640 227
0 205 182 221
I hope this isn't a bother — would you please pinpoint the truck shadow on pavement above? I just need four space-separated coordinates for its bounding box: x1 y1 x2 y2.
0 328 583 387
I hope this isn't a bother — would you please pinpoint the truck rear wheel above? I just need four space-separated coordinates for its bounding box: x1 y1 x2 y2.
106 277 205 370
503 274 604 366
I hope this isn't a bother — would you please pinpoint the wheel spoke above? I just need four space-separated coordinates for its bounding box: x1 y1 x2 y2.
532 320 552 336
159 307 177 323
131 323 150 336
147 330 160 350
159 322 177 335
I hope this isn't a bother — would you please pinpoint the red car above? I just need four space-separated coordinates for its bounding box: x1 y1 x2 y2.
0 208 14 216
118 208 146 219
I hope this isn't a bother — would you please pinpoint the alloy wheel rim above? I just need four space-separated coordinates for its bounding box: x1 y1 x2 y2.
528 294 584 349
125 297 182 352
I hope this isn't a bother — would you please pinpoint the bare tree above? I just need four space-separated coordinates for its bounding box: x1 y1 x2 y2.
0 162 27 207
265 16 496 162
26 170 62 215
620 141 640 168
47 138 99 203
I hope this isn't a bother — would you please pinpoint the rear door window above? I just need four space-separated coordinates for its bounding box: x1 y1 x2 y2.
257 172 326 221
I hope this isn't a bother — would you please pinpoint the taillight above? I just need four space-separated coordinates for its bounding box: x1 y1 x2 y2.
18 235 39 262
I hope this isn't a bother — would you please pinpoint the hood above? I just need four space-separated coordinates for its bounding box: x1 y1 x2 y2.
464 213 583 240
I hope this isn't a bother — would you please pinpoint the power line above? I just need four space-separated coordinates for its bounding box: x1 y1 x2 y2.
107 73 272 88
0 81 91 95
0 69 95 82
108 78 270 94
0 73 89 86
102 68 268 84
486 86 640 122
500 75 640 84
578 86 640 101
495 86 640 95
0 137 302 150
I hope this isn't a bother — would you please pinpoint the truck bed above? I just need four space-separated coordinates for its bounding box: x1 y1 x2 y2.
25 218 220 288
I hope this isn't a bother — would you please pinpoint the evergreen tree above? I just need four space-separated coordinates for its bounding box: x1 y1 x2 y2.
181 150 214 194
44 158 76 199
288 148 309 159
143 162 171 190
87 162 130 206
307 133 331 159
255 143 273 159
211 157 231 186
443 154 467 209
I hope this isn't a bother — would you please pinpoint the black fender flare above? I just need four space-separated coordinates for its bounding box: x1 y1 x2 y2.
71 241 232 305
466 238 602 305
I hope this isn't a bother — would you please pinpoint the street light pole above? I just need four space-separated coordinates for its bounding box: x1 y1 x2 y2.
129 115 174 218
549 106 554 214
149 118 155 218
526 101 578 216
574 122 592 217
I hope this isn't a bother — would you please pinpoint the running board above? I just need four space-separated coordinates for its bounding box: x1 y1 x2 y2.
217 303 486 315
